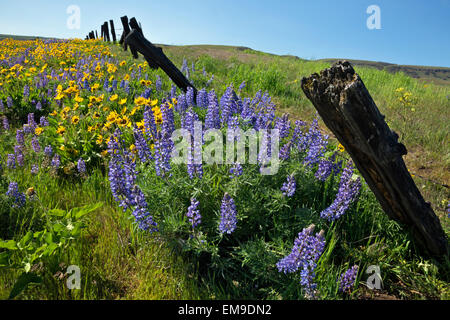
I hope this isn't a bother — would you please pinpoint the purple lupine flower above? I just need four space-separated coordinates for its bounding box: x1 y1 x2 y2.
23 84 30 100
133 126 152 163
186 87 195 106
40 116 49 127
238 81 246 92
186 198 201 229
16 129 25 145
0 99 4 112
320 162 362 221
51 154 60 169
77 158 86 174
303 119 328 166
7 154 15 169
44 145 53 157
7 96 13 108
338 265 359 293
279 142 292 161
229 163 243 178
202 67 207 77
281 174 296 197
6 182 26 208
276 225 326 299
274 114 291 139
191 61 196 73
14 145 24 167
31 164 39 174
206 74 214 87
315 153 342 181
220 85 237 126
205 90 220 130
181 58 188 74
219 193 238 235
36 101 42 111
170 84 177 100
143 106 157 140
2 116 9 131
176 94 187 113
31 136 40 153
291 120 307 149
155 75 162 91
196 88 208 108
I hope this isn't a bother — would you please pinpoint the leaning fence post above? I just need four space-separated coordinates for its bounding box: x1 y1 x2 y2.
120 15 138 59
109 20 117 42
125 29 197 95
301 61 448 256
104 22 111 42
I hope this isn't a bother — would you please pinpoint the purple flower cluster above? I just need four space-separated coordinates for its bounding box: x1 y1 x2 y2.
219 193 238 234
338 265 359 293
276 225 326 299
186 198 202 229
320 162 362 221
281 174 296 197
315 153 342 182
6 182 26 208
108 130 157 232
77 158 86 174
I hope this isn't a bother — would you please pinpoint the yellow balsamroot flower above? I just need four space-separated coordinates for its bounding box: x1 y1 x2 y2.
130 106 140 116
130 144 136 153
35 127 43 136
55 92 65 100
118 98 127 105
338 143 345 153
101 150 109 157
119 61 126 67
96 134 103 145
123 74 130 81
136 120 145 131
72 115 80 125
74 95 84 103
107 64 117 74
88 126 95 132
103 122 112 131
117 115 131 128
95 65 101 72
395 87 404 93
50 110 58 117
91 83 100 92
56 126 66 136
107 111 119 123
140 79 152 86
134 96 148 106
121 107 127 115
110 94 118 102
93 111 101 119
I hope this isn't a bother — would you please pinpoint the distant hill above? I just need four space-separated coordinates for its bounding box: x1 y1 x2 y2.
0 34 55 41
1 35 448 85
318 59 450 86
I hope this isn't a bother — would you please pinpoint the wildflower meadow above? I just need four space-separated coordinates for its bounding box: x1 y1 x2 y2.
0 36 448 301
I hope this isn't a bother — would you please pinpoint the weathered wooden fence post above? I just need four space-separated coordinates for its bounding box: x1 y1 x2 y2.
301 61 448 256
95 30 98 39
120 16 138 59
103 22 111 42
125 29 197 95
109 20 117 42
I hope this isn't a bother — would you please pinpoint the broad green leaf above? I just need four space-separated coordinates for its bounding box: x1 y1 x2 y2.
71 202 103 220
8 272 42 300
47 208 66 217
0 240 18 250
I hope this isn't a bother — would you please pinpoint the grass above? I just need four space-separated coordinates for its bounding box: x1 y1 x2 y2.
0 40 448 300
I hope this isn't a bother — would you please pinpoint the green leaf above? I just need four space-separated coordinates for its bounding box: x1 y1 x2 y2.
71 202 103 220
0 251 11 267
18 231 33 248
8 272 42 300
47 208 66 217
0 240 18 250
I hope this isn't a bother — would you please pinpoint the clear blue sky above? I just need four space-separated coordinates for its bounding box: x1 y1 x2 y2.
1 0 449 67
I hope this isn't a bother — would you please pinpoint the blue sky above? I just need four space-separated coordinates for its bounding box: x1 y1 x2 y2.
1 0 449 67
